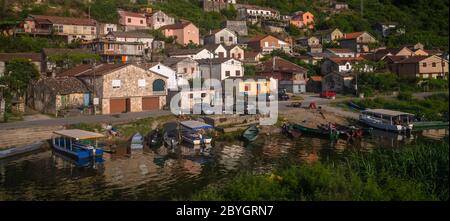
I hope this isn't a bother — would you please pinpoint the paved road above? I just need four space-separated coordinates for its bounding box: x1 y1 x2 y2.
0 110 172 130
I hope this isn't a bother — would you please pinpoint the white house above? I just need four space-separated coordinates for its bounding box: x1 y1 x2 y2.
321 57 372 75
168 48 213 60
198 58 244 81
205 44 228 58
227 45 245 60
97 23 118 36
325 48 356 58
145 62 178 91
203 28 238 46
105 31 154 51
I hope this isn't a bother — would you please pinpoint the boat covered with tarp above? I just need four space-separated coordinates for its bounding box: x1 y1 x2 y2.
180 121 214 145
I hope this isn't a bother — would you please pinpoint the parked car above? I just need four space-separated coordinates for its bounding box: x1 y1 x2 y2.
320 90 336 99
279 89 289 101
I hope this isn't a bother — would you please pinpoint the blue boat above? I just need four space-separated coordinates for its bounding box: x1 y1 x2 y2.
52 129 105 160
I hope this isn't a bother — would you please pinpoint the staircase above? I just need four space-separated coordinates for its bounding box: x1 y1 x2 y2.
0 126 64 150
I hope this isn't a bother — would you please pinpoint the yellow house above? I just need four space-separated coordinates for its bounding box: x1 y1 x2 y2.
235 77 272 96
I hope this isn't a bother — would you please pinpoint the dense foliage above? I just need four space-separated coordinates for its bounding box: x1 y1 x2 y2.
193 139 449 201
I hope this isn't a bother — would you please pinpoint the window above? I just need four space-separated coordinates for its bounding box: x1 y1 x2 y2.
157 18 160 22
432 62 436 67
244 84 250 91
225 71 230 77
229 36 233 42
191 67 195 73
128 18 132 23
423 62 427 67
152 79 165 92
162 18 165 22
238 53 241 59
112 80 121 89
346 64 350 70
157 65 161 69
201 93 207 98
231 53 235 58
138 79 146 88
184 68 188 73
140 20 144 24
220 36 224 42
236 70 241 76
108 44 114 50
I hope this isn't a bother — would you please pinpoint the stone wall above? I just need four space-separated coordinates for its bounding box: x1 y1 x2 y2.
225 20 248 36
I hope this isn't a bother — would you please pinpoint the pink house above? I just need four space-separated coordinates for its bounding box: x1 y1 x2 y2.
118 9 148 31
160 22 199 45
290 11 314 30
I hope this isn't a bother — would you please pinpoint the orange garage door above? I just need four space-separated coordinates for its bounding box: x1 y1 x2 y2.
110 98 127 114
142 97 160 111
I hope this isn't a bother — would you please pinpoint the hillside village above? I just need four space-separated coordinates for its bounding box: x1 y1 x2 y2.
0 0 448 120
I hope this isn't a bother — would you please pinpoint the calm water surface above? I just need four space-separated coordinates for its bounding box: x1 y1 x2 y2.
0 128 447 200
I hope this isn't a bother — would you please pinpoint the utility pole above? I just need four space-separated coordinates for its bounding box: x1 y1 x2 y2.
361 0 364 17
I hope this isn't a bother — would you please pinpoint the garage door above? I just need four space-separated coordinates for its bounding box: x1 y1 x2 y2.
142 97 160 111
110 98 127 114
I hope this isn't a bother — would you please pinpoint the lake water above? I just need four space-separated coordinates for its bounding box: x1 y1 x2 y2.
0 128 447 200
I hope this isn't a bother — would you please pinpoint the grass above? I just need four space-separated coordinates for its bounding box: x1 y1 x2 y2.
354 93 449 121
68 115 177 139
192 139 449 201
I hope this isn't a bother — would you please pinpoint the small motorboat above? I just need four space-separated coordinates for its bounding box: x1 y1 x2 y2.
147 129 163 148
242 125 259 142
182 132 212 145
163 122 180 148
130 133 144 149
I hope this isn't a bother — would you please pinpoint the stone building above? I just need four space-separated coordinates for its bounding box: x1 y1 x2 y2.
203 0 236 12
58 63 168 114
27 77 90 116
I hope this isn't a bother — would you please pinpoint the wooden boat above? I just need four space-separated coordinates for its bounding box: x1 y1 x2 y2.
180 121 214 145
292 124 340 140
282 124 302 138
348 102 366 111
359 109 414 132
147 130 163 148
130 133 144 149
242 125 259 142
412 121 449 130
52 129 104 160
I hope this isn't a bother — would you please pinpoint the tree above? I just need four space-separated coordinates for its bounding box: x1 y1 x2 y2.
48 53 100 71
90 0 119 23
0 59 40 112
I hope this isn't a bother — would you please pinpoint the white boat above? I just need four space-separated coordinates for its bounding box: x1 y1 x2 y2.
130 133 144 149
359 109 414 133
180 121 214 145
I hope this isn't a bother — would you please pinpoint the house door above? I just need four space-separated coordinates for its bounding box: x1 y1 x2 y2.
218 52 224 58
142 97 160 111
110 98 127 114
300 85 306 93
83 93 90 107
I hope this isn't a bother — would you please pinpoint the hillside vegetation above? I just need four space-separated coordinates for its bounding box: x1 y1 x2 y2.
0 0 448 49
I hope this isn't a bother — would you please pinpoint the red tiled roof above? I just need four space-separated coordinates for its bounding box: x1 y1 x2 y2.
57 63 129 77
0 53 41 62
396 56 430 64
118 10 146 18
29 15 96 26
328 56 365 64
326 48 353 53
343 32 365 40
309 76 322 81
160 22 194 30
259 56 307 73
